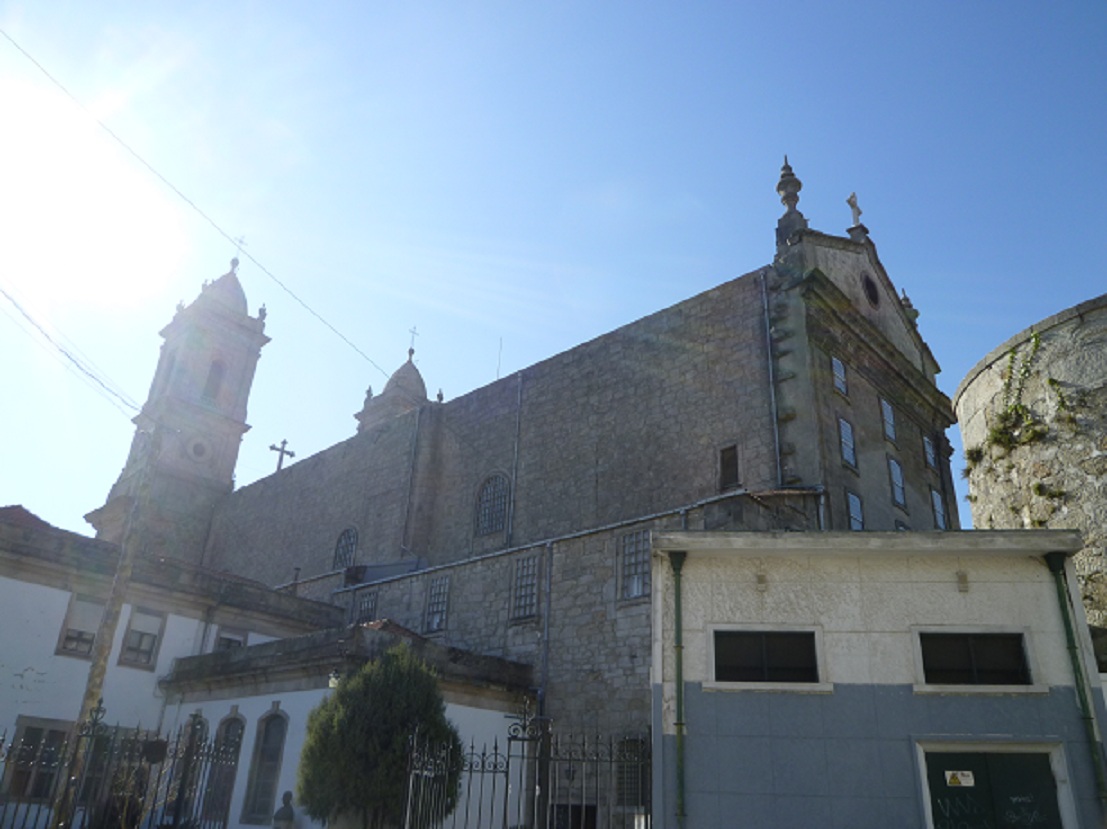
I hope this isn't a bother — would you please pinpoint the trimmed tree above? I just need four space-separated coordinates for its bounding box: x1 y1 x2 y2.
297 645 462 829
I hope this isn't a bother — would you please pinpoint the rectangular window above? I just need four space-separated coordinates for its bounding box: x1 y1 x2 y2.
880 398 897 441
920 632 1031 685
931 488 948 529
425 576 449 633
356 590 378 623
838 417 856 467
718 445 740 491
831 356 848 395
57 595 104 658
512 555 539 619
888 457 906 507
714 630 819 683
119 608 164 669
923 434 938 469
215 629 247 652
621 530 651 600
5 717 72 801
615 738 650 808
847 491 864 531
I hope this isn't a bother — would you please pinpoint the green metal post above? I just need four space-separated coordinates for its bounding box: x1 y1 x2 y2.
669 551 687 829
1045 552 1107 804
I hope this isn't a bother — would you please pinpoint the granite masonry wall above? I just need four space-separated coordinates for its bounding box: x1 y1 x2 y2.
204 269 783 587
955 292 1107 623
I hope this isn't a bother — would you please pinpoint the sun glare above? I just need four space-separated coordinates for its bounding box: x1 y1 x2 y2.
0 77 188 314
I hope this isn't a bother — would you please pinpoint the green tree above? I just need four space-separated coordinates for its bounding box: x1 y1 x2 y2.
297 645 463 829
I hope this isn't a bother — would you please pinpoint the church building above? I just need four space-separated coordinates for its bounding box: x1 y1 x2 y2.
20 163 1094 829
83 161 959 735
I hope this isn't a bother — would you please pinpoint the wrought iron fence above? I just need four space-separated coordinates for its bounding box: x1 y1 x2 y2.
0 703 242 829
407 712 651 829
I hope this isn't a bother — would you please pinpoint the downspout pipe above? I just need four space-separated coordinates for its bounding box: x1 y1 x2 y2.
1045 552 1107 803
669 551 687 829
538 542 553 717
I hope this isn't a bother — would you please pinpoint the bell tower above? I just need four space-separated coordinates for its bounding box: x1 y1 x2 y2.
86 259 269 564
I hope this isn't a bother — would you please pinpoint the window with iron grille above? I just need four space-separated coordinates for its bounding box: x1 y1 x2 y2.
118 608 164 669
203 717 245 822
888 457 906 507
332 527 358 570
923 434 938 469
931 488 948 529
475 475 510 536
621 530 651 600
919 632 1030 685
57 594 104 658
831 356 848 395
512 555 539 619
718 445 740 491
880 398 897 441
425 576 449 632
847 491 864 531
714 631 819 683
615 737 650 808
356 590 378 623
838 417 856 467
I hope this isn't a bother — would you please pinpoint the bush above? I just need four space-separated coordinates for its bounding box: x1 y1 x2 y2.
297 645 462 829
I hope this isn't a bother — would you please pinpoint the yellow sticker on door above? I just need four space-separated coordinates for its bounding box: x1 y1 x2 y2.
944 770 976 787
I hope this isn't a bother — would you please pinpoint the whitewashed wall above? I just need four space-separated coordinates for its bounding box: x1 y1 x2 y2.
163 688 519 829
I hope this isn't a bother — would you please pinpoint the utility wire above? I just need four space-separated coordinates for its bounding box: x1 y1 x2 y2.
0 284 140 415
0 26 391 381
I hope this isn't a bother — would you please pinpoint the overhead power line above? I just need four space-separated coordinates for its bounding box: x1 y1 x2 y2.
0 26 391 381
0 283 140 415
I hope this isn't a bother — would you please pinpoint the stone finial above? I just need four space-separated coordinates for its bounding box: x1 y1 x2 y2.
437 389 444 403
364 386 374 405
900 289 920 324
408 347 415 361
258 304 267 322
229 257 239 275
775 156 809 248
777 156 803 213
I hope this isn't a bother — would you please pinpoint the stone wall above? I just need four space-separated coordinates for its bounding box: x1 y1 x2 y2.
339 493 819 732
955 293 1107 623
205 269 783 587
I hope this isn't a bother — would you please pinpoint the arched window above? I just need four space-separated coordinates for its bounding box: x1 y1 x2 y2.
203 716 244 822
475 474 509 536
202 360 226 403
241 711 287 824
332 528 358 570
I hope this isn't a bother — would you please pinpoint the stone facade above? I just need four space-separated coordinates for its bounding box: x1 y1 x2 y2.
955 292 1107 624
86 163 961 733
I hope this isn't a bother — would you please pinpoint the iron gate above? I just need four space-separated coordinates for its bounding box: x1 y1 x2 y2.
406 712 650 829
0 703 242 829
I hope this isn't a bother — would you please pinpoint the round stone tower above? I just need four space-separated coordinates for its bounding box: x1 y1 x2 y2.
954 292 1107 622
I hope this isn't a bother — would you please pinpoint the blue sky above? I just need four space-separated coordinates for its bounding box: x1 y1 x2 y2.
1 1 1104 533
